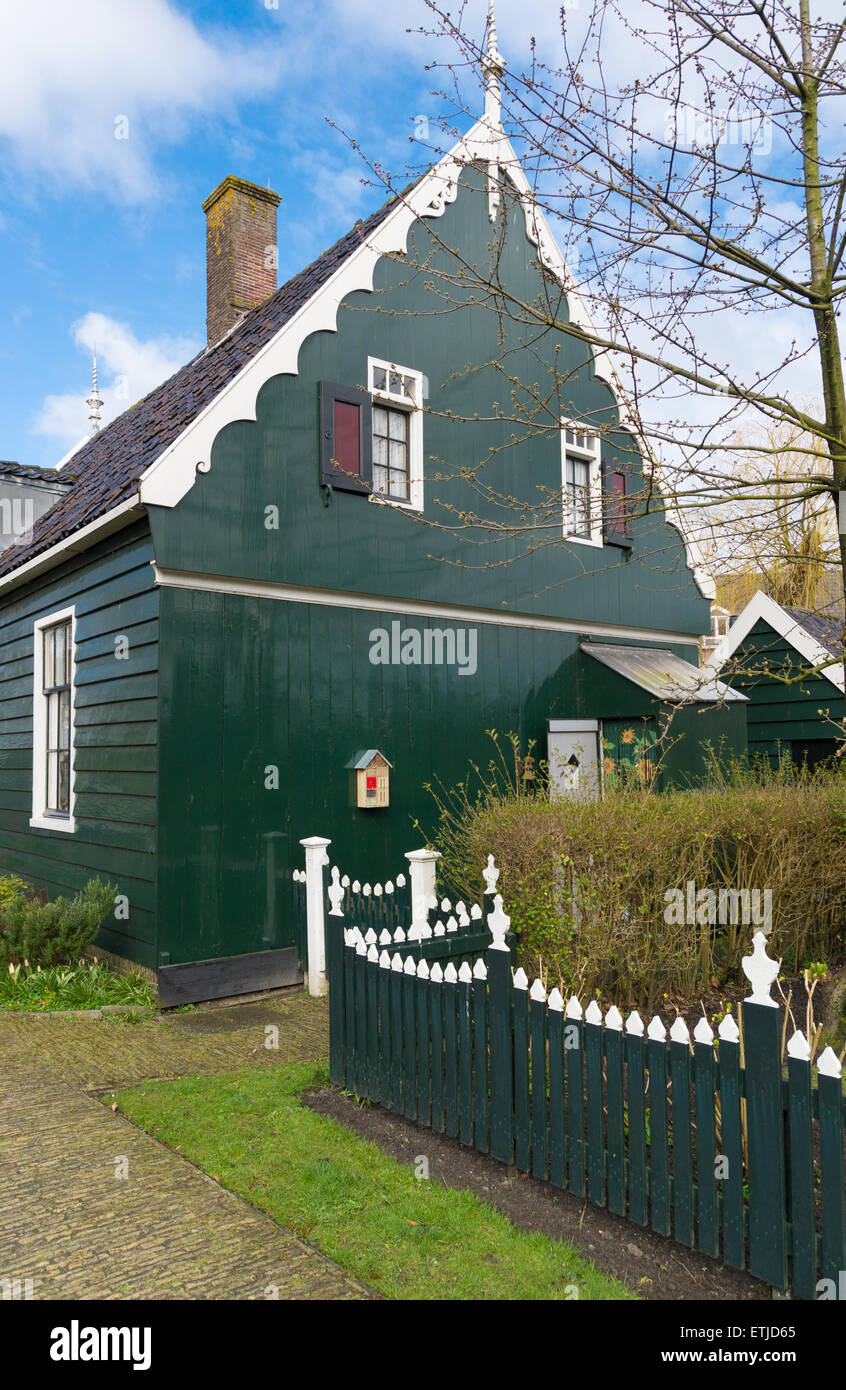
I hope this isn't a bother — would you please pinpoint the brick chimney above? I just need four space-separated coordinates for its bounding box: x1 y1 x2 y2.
202 175 282 348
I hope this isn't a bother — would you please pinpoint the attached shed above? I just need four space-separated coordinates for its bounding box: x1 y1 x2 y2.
547 641 748 796
706 591 845 768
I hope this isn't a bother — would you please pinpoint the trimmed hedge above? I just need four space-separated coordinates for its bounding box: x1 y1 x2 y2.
426 740 846 1011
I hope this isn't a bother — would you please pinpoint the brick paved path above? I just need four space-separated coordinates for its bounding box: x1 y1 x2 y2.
0 995 371 1300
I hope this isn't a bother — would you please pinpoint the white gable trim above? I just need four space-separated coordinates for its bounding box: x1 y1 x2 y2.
704 589 844 692
138 127 485 510
123 119 709 600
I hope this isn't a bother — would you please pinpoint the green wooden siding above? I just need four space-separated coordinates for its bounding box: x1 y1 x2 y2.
723 619 844 764
146 164 716 966
148 165 710 641
156 586 597 964
0 521 159 969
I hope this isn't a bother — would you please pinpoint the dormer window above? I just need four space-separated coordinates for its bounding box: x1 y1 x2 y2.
368 357 424 511
561 422 602 547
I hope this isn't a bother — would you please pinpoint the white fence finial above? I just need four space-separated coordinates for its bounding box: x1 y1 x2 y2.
482 854 500 895
487 893 510 951
741 930 779 1008
327 865 344 918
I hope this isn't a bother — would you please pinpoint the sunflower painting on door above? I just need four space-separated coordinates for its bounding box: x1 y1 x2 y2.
601 718 658 788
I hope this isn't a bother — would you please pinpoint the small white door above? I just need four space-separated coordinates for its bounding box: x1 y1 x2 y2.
547 720 601 801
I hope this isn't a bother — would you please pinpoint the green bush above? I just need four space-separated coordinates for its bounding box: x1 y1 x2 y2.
0 873 34 906
0 877 117 969
424 734 846 1012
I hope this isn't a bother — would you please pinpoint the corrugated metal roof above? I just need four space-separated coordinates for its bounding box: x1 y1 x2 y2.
582 643 747 703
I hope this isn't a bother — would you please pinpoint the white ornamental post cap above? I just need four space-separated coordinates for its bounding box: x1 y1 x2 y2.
585 999 603 1026
670 1016 690 1045
482 854 500 895
487 894 510 952
741 930 780 1008
625 1011 644 1036
786 1029 811 1061
693 1017 714 1045
327 865 345 917
817 1046 843 1078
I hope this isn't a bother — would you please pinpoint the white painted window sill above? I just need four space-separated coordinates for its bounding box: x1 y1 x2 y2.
29 814 76 834
563 532 603 549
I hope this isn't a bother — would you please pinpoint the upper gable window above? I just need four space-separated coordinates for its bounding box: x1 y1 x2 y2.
31 606 77 833
561 423 602 548
368 357 424 512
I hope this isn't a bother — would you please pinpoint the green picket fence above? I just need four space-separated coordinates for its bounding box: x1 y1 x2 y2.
327 899 846 1299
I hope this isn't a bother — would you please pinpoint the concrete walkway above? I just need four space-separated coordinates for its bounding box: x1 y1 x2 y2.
0 994 371 1300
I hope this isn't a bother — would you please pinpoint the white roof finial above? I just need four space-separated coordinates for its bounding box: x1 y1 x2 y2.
482 0 506 130
86 351 104 434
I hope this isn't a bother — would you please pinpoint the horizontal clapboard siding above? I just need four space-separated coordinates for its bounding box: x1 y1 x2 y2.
0 520 158 969
730 620 845 761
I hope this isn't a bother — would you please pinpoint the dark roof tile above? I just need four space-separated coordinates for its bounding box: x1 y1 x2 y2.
0 186 411 579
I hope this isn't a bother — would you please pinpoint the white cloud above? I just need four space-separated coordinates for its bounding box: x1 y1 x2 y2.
0 0 284 201
33 311 200 449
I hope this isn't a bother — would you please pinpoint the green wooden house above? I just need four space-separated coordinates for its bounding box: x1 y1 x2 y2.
706 589 845 767
0 72 744 1001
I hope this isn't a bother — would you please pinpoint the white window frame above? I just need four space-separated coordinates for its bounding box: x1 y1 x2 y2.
31 605 77 832
367 356 424 512
561 420 603 548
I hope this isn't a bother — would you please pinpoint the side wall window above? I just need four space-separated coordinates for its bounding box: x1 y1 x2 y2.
31 606 77 832
561 423 602 547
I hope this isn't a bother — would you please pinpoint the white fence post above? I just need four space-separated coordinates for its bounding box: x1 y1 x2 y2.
404 848 441 938
300 835 331 997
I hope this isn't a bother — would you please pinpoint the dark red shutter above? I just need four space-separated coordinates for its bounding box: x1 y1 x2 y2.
333 400 361 476
320 382 372 492
611 471 627 533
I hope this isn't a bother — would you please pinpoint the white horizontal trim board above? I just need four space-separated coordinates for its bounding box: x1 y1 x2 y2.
0 496 144 598
152 565 701 647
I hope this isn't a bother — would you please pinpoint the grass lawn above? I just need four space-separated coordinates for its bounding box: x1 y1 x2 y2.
113 1061 635 1301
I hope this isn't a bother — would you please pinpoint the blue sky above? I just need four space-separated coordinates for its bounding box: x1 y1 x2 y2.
0 0 524 470
0 0 832 480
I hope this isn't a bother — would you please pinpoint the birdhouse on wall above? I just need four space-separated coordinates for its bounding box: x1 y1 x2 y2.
353 750 391 809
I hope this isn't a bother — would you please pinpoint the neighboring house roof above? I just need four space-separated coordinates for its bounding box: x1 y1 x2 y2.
0 461 75 485
0 188 411 582
582 642 747 703
705 589 845 693
781 606 844 659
